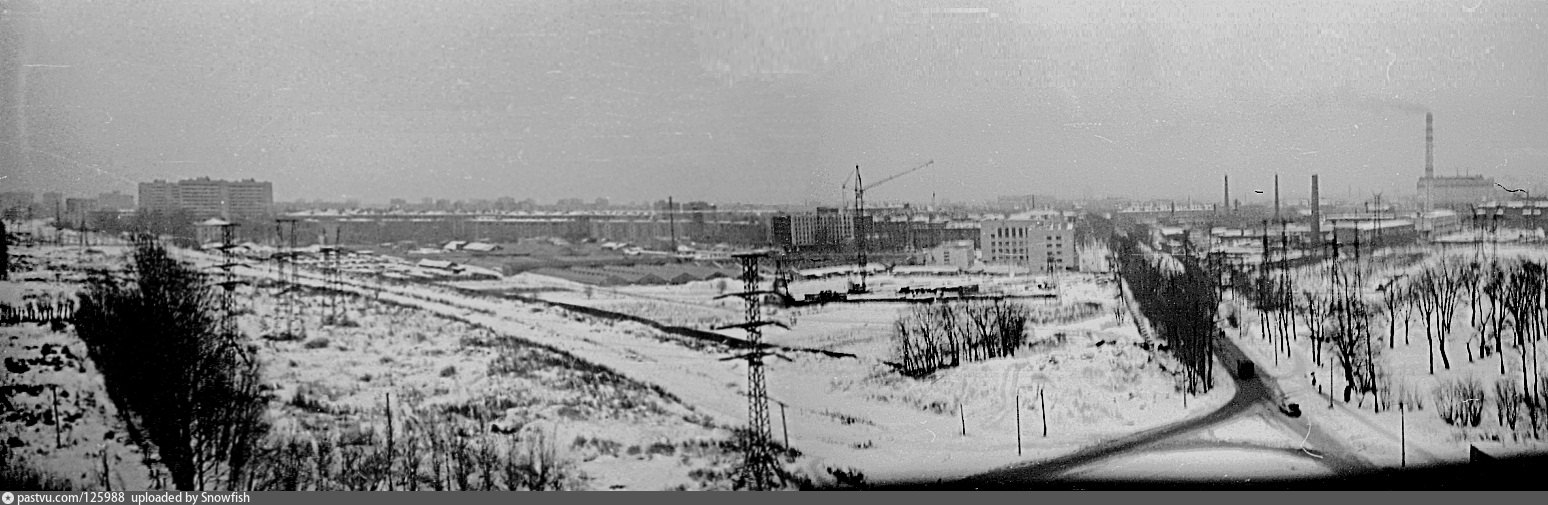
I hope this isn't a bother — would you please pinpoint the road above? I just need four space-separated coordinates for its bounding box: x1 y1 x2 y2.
947 331 1370 488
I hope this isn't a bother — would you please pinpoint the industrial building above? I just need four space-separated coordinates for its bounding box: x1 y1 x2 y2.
1417 175 1496 210
1472 200 1548 230
1416 113 1500 210
1415 209 1462 238
1330 219 1419 251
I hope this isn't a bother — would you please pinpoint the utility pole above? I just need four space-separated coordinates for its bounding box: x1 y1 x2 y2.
668 196 676 253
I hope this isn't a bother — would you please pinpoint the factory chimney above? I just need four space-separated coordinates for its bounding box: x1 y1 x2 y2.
1424 112 1434 213
1311 174 1321 250
1223 174 1230 212
1425 112 1434 178
1274 174 1281 222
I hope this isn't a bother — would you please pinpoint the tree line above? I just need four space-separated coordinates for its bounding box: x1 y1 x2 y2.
1109 224 1219 394
74 236 270 491
890 299 1032 376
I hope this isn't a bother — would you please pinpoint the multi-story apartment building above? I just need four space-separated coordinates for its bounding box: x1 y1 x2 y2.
770 207 859 251
979 214 1076 273
138 177 273 218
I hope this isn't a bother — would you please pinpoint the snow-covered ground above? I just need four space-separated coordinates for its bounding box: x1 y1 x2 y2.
238 285 734 490
1225 244 1548 471
6 236 1266 488
2 245 154 490
448 268 1236 483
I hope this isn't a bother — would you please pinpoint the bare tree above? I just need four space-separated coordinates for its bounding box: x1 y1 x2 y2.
1482 264 1510 375
1300 291 1326 366
1413 269 1441 374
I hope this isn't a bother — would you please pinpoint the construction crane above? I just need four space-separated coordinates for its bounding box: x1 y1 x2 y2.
846 160 934 294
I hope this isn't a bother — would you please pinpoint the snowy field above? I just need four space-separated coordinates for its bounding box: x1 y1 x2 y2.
448 268 1237 484
7 237 1296 488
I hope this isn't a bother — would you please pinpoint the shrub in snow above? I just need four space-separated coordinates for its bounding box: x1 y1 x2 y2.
891 299 1030 376
1494 379 1523 431
502 428 577 490
645 441 675 457
1394 381 1425 412
826 467 867 489
1433 376 1486 427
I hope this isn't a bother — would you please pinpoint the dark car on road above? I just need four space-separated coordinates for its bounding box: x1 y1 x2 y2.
1279 396 1301 418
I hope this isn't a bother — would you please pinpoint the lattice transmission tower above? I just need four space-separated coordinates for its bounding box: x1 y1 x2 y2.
713 251 790 490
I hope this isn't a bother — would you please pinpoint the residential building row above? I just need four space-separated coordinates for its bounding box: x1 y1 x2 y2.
138 177 273 218
1 190 136 222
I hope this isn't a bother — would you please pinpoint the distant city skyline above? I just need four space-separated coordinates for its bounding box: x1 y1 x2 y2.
5 0 1547 205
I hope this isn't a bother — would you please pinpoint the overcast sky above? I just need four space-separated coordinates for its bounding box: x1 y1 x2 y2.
4 0 1547 205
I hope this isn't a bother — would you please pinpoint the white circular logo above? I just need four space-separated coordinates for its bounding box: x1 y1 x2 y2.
3 491 15 504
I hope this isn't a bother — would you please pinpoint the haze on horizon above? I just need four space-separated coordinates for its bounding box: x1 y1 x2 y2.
4 0 1547 206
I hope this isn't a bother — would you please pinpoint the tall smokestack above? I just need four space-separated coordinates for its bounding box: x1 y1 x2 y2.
1224 174 1230 212
1425 112 1434 178
1274 174 1281 222
1311 174 1321 249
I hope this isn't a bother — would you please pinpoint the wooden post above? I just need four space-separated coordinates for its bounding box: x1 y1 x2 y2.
960 402 966 436
386 392 394 491
50 385 61 449
1400 400 1406 468
780 401 789 450
1039 387 1047 437
1015 394 1022 456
